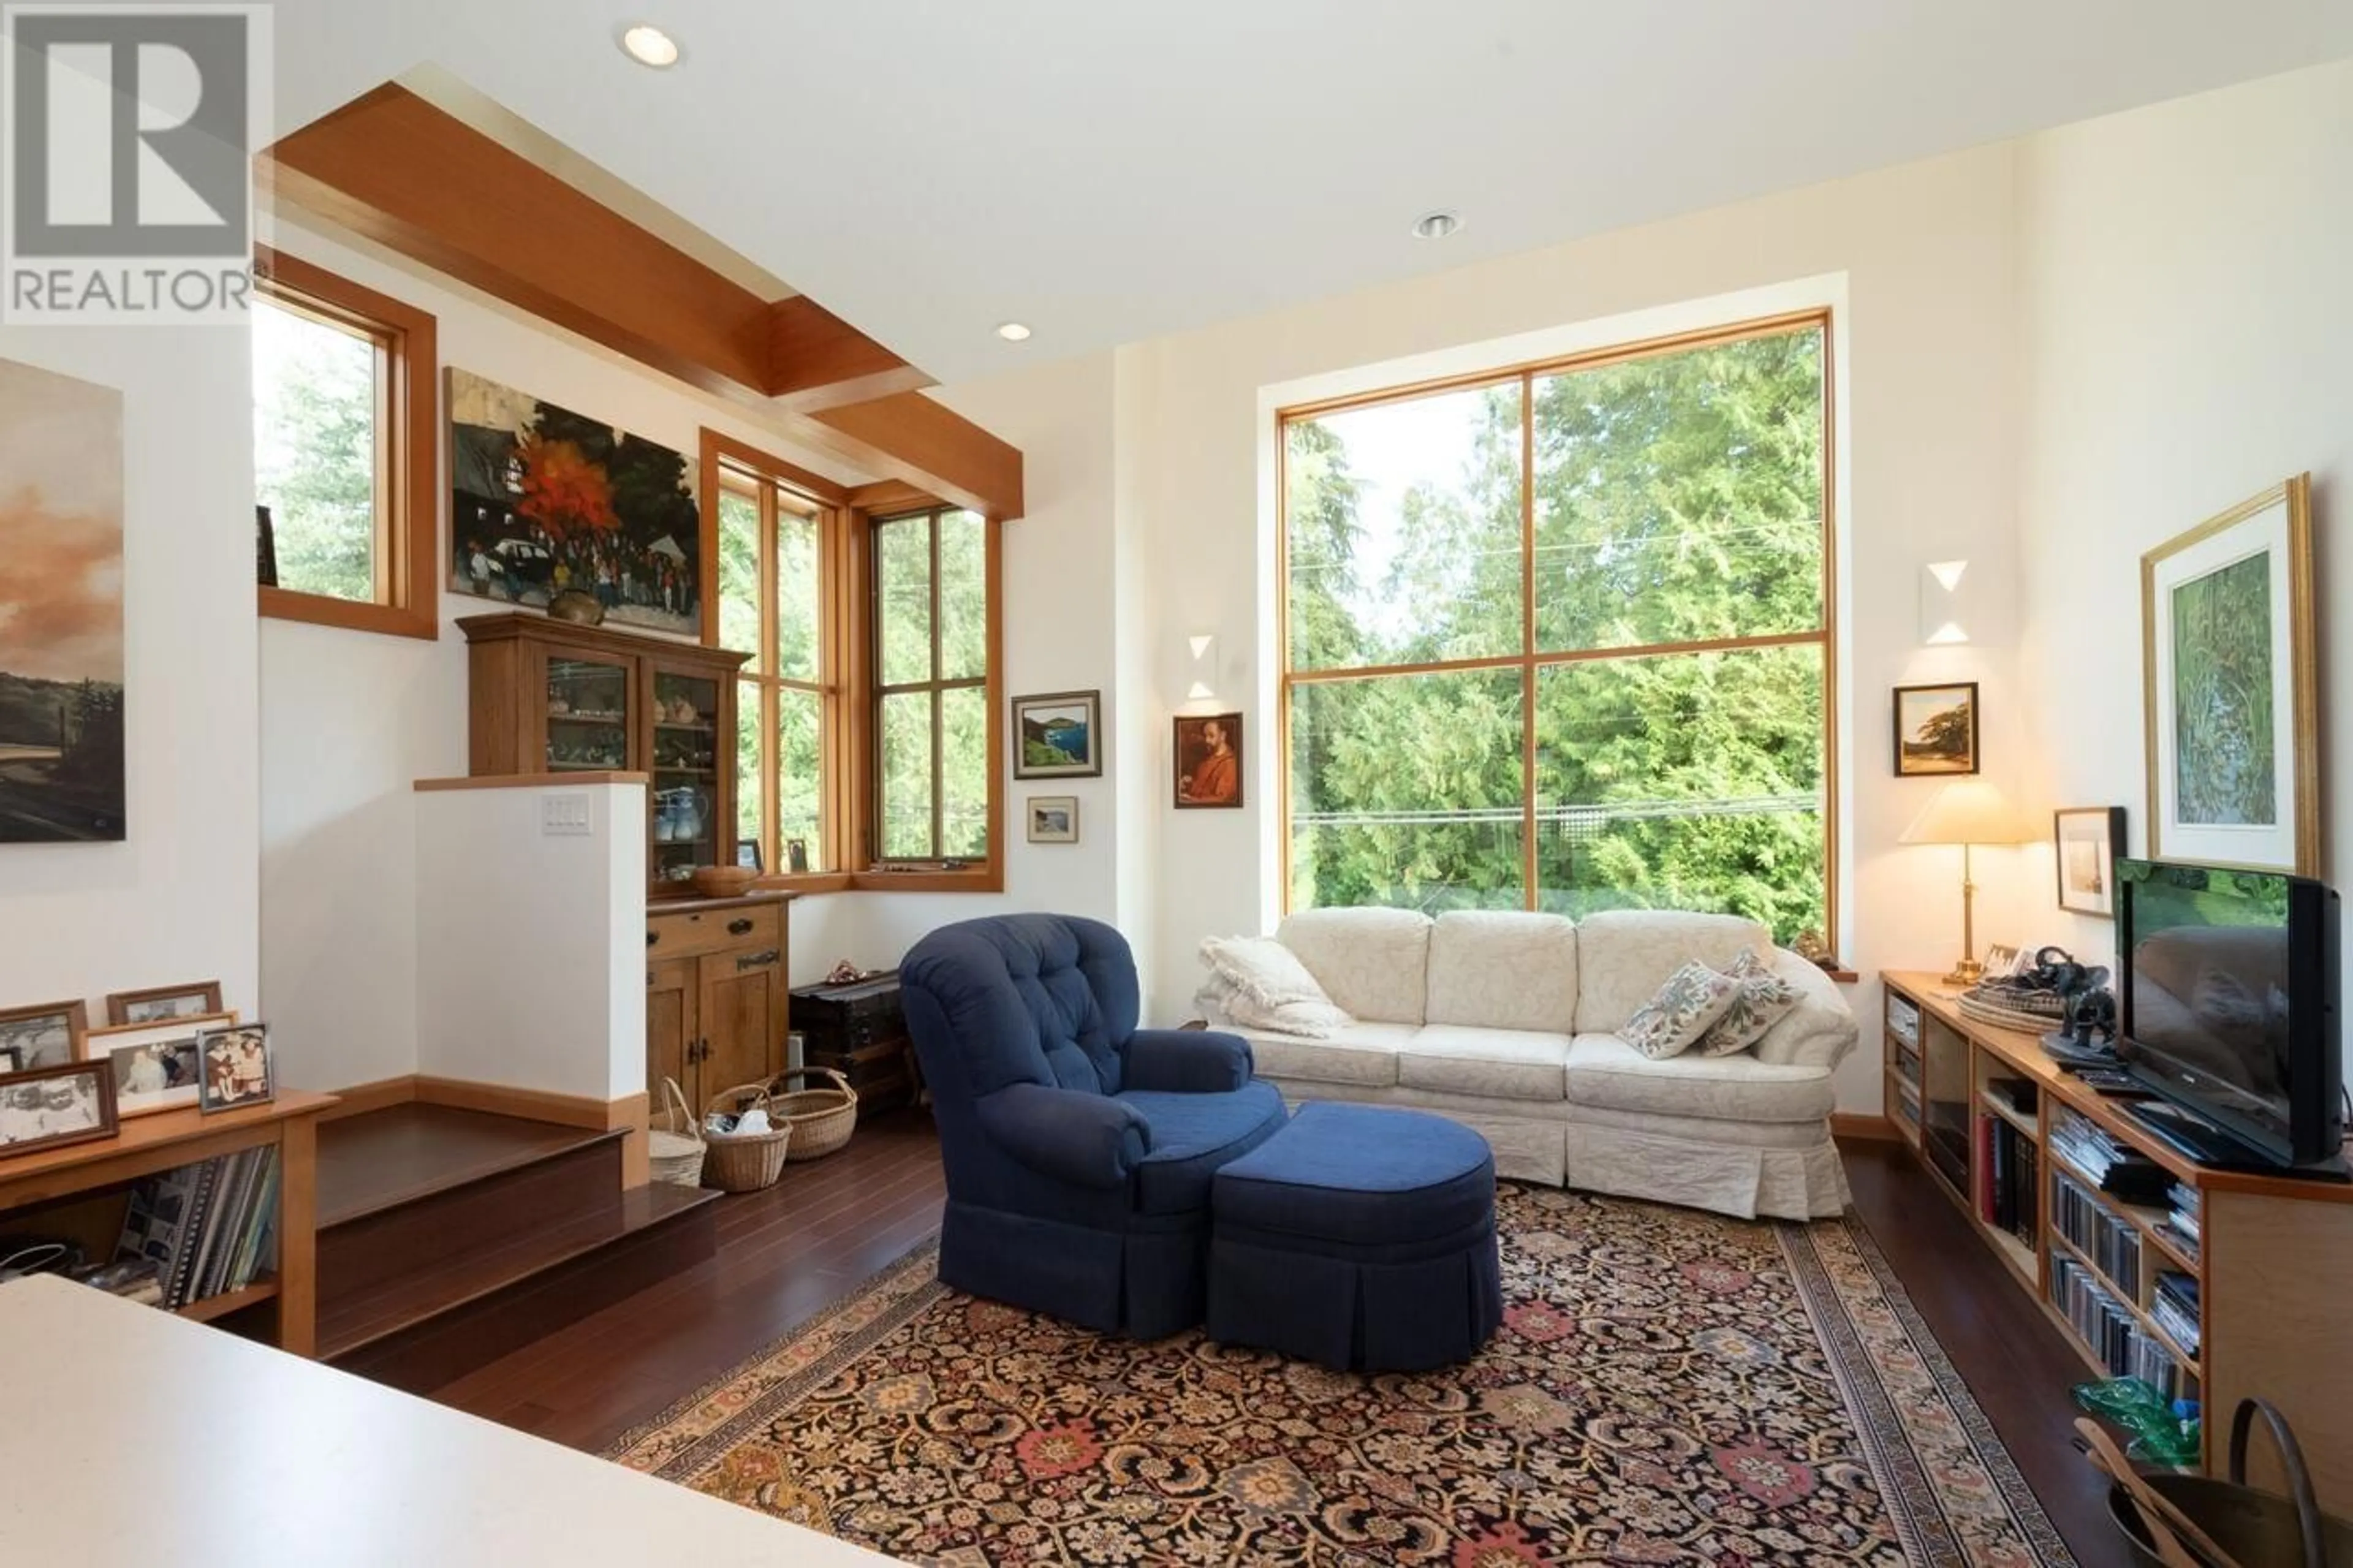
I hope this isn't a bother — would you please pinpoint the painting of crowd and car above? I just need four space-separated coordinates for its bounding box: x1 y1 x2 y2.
447 369 703 635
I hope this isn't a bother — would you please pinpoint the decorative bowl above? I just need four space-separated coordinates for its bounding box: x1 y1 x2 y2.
691 865 760 898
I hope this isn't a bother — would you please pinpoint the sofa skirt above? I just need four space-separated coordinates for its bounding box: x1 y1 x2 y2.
938 1199 1211 1339
1259 1077 1849 1221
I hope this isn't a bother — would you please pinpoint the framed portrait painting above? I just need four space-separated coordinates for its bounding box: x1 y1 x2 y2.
2053 807 2127 920
1892 683 1979 777
2142 474 2317 874
1173 712 1243 809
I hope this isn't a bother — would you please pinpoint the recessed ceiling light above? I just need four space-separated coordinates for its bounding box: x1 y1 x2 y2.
995 321 1032 342
620 25 680 68
1411 209 1462 241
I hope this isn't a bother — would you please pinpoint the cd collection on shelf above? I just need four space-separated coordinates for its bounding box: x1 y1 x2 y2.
2049 1253 2188 1401
2165 1182 2202 1262
2051 1169 2143 1298
2153 1271 2201 1360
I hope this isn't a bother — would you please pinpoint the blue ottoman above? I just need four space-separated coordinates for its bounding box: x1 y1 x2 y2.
1207 1102 1502 1372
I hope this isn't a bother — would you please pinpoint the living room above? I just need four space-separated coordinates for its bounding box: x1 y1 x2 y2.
2 6 2350 1564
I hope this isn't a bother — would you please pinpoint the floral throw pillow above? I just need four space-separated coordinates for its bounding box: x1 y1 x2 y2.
1621 961 1744 1061
1695 949 1802 1058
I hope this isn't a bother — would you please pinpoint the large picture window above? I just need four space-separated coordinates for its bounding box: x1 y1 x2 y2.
1279 312 1835 942
873 507 993 866
716 457 835 874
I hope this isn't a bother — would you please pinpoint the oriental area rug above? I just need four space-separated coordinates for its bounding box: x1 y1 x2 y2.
610 1187 2075 1566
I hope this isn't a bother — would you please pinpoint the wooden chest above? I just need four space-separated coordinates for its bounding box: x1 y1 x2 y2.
790 972 916 1110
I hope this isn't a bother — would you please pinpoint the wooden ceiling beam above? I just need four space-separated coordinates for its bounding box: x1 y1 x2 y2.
262 83 1023 518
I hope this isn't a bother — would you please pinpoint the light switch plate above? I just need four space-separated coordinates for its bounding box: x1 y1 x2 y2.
540 792 592 835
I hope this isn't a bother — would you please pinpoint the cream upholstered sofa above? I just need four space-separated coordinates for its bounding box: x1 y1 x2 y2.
1194 907 1859 1221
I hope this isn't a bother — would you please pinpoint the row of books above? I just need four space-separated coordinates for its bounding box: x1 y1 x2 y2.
2051 1169 2144 1299
2050 1254 2188 1401
1974 1113 2039 1246
2153 1271 2201 1359
115 1148 280 1310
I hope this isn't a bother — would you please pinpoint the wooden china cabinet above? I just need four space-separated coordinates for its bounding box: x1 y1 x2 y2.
458 612 747 897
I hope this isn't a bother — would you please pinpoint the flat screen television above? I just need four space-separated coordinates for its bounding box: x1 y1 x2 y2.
2116 858 2341 1167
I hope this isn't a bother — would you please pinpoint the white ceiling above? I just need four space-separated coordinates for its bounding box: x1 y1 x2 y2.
269 1 2353 387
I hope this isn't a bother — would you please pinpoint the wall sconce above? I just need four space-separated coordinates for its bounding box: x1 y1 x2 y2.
1919 559 1971 646
1186 634 1214 701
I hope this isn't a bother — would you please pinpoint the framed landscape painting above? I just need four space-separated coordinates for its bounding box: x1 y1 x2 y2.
447 369 703 636
2142 474 2316 874
1892 682 1978 777
0 360 125 842
2053 807 2126 920
1012 691 1102 779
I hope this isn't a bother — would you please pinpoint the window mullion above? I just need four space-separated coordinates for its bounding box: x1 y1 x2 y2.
1519 370 1537 913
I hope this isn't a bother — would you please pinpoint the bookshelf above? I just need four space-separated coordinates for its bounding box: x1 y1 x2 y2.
0 1091 336 1355
1880 972 2353 1513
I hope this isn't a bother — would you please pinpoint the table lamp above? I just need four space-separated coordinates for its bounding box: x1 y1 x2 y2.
1898 779 2029 986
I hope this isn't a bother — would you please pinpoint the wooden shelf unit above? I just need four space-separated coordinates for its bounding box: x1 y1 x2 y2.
1880 972 2353 1511
0 1091 337 1355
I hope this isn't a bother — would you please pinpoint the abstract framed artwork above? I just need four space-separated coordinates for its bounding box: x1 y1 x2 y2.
447 369 703 636
2142 474 2317 874
1173 712 1244 809
1012 691 1101 779
2053 807 2127 920
1891 682 1978 777
0 359 126 843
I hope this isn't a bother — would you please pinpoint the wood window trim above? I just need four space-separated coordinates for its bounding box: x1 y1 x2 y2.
253 246 439 641
699 437 1002 895
852 503 1003 892
1272 306 1840 938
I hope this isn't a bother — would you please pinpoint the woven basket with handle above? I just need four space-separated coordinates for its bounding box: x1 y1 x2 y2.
700 1083 792 1192
648 1077 705 1188
769 1066 858 1162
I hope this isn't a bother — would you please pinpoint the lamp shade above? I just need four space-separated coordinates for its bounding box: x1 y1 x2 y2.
1899 779 2030 847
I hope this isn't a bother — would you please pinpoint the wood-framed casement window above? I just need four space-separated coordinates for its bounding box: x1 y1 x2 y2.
865 504 1002 885
1278 308 1837 945
700 437 1003 894
252 248 438 640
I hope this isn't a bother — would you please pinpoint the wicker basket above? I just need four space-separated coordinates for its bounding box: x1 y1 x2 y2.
648 1077 706 1188
1957 986 2067 1034
769 1066 858 1162
700 1083 793 1192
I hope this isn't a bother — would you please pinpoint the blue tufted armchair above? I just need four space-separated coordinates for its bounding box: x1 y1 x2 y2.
901 914 1289 1338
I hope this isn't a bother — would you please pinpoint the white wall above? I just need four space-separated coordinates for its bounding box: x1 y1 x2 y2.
0 324 260 1029
1114 145 2033 1110
412 781 644 1099
2014 61 2353 988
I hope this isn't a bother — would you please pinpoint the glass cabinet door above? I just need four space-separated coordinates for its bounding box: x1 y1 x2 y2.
650 667 723 887
544 656 632 773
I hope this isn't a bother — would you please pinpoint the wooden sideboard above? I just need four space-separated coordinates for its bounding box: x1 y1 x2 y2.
0 1091 338 1355
1880 971 2352 1508
647 892 794 1116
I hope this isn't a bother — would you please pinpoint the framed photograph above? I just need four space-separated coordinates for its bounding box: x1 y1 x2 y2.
195 1023 275 1115
0 1059 117 1156
2143 474 2317 875
105 980 225 1026
1892 682 1979 777
784 838 810 874
2054 807 2128 920
735 838 763 872
1026 795 1079 844
1012 691 1102 779
0 1001 88 1072
88 1013 232 1118
1173 712 1245 809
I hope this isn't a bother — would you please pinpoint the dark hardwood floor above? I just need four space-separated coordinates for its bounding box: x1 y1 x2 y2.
425 1115 2120 1563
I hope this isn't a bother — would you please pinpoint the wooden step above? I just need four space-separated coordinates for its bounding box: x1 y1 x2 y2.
324 1181 720 1393
319 1110 627 1302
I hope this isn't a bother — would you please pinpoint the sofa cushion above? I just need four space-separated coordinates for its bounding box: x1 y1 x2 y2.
1749 952 1861 1070
1694 950 1802 1058
1566 1034 1835 1124
1572 911 1770 1034
1275 908 1433 1025
1621 961 1743 1060
1398 1024 1572 1103
1118 1081 1289 1215
1424 911 1579 1032
1230 1021 1416 1089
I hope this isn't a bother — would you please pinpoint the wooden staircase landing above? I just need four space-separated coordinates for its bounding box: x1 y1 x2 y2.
315 1104 718 1393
